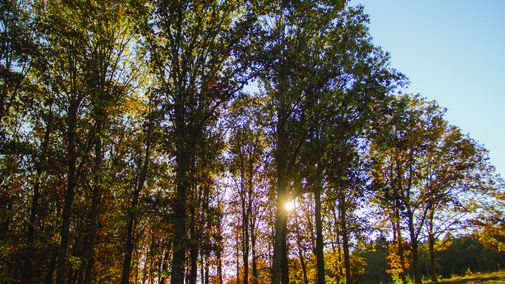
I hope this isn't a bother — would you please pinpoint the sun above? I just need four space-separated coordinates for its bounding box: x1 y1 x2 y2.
285 201 295 211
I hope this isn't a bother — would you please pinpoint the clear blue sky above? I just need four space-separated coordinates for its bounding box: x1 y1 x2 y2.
350 0 505 177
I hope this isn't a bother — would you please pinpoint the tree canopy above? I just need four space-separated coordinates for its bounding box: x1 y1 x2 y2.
0 0 503 283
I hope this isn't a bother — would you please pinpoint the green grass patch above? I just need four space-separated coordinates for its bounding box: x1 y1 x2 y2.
424 270 505 283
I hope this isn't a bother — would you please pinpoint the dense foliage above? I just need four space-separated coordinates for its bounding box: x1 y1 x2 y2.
0 0 503 283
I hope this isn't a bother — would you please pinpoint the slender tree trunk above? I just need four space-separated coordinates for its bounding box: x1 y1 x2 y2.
22 167 41 284
84 131 102 284
336 228 343 283
217 218 223 284
243 223 249 284
337 192 352 284
273 179 288 284
243 152 254 284
171 132 192 283
83 184 100 284
56 102 80 284
160 243 171 284
273 65 289 284
22 109 52 283
120 187 139 284
121 122 152 283
236 227 240 282
251 219 258 284
429 231 437 282
428 212 438 282
45 252 57 284
295 211 308 284
241 176 249 284
408 210 421 284
281 224 289 284
189 216 198 284
315 184 326 284
396 220 407 284
204 251 210 284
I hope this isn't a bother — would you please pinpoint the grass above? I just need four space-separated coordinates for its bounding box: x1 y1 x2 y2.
424 270 505 284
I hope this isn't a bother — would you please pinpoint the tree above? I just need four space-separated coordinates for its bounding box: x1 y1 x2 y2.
34 3 97 282
258 2 403 282
227 101 267 284
370 94 441 284
420 123 496 282
0 0 35 127
145 1 259 282
369 94 500 284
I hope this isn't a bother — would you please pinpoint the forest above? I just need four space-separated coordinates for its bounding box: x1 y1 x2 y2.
1 0 504 283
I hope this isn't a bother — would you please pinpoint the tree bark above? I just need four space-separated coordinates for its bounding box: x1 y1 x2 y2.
427 210 438 282
408 210 421 284
189 209 198 284
251 218 258 284
295 211 309 284
339 195 351 284
120 185 139 284
315 185 326 284
56 101 80 284
171 120 193 284
217 218 223 284
429 231 437 282
21 171 40 284
84 127 103 284
22 106 52 283
121 125 151 284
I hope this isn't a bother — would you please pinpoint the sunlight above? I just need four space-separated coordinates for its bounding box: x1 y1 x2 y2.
285 201 295 211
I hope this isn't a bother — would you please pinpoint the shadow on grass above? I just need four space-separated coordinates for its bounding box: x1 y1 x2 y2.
425 271 505 283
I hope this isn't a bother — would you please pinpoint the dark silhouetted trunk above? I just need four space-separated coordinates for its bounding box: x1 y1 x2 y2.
408 211 421 284
84 124 103 284
189 212 198 284
56 101 80 284
121 126 151 284
22 108 52 283
429 231 437 282
341 203 351 283
315 184 326 284
251 218 258 284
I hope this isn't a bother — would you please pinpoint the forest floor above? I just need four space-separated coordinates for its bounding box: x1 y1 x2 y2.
425 270 505 283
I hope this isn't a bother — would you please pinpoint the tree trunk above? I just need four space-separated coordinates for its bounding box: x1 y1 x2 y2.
121 186 139 284
340 196 351 284
45 252 57 284
242 176 249 284
273 179 288 284
408 211 421 284
171 128 193 283
273 64 289 284
251 218 258 284
281 225 289 284
121 121 152 283
22 109 52 283
217 218 223 284
189 217 198 284
236 227 240 282
56 102 79 284
21 167 41 284
397 230 407 284
84 132 102 284
160 244 171 284
428 211 438 283
429 231 437 282
315 185 326 284
295 211 308 284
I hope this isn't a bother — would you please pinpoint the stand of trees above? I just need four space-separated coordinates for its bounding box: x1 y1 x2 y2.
1 0 503 283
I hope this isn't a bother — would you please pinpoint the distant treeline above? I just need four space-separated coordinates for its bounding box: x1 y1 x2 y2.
359 235 505 283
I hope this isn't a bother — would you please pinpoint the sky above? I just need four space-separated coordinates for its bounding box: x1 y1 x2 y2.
349 1 505 178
